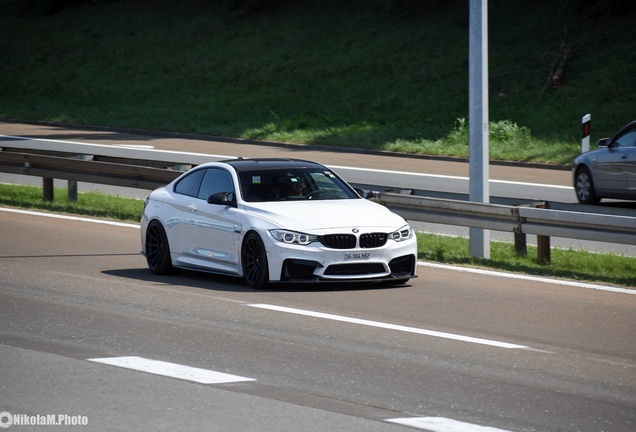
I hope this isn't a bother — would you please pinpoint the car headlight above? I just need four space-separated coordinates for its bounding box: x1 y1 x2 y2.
270 229 318 245
390 225 413 242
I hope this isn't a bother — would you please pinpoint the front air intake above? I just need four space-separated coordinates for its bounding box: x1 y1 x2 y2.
324 263 386 275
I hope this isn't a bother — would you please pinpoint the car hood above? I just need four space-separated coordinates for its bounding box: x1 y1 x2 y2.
242 199 407 233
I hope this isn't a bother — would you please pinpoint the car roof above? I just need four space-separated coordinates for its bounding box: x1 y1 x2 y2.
221 158 327 172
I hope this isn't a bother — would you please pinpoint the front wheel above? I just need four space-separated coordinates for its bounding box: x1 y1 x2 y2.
145 221 175 274
574 166 600 205
241 232 269 290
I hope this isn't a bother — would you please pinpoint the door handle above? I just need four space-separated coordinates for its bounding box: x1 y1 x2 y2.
188 204 197 212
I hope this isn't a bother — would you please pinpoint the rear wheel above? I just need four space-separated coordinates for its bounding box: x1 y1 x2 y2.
575 166 600 205
145 221 175 274
241 232 269 290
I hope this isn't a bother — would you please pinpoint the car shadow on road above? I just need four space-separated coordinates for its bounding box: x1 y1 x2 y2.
102 268 411 293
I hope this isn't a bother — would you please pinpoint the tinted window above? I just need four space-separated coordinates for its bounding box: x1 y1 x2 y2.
616 131 636 148
174 169 205 197
198 168 235 200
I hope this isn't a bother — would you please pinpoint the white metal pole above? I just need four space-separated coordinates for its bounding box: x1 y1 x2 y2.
469 0 490 259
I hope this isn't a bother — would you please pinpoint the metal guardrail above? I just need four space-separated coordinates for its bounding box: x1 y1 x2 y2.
518 206 636 245
372 192 636 263
2 147 635 264
0 149 180 191
371 192 636 246
370 192 521 233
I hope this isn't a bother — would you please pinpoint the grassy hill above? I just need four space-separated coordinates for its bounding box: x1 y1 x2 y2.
1 0 634 165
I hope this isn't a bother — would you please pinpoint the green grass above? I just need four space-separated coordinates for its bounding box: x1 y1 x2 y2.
1 183 634 288
0 183 144 221
1 0 635 165
418 234 636 288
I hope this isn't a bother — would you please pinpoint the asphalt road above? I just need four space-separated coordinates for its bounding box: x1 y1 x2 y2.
1 208 635 431
1 122 635 256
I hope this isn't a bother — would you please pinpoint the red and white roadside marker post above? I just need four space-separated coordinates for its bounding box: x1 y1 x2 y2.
582 113 591 153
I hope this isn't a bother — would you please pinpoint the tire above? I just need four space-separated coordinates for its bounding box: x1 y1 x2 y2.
145 221 175 275
241 232 269 290
574 166 600 205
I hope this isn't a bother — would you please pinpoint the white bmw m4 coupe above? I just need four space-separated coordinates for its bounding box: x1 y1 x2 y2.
140 158 417 289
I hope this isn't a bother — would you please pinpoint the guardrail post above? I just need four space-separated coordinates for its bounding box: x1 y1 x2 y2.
514 233 527 256
67 155 93 201
534 202 551 264
68 180 78 202
537 235 551 264
43 178 54 202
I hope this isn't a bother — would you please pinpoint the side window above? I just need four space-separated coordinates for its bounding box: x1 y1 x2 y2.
197 168 235 200
174 169 205 197
615 131 636 148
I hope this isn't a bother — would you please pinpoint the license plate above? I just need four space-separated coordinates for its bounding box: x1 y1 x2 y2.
344 252 371 261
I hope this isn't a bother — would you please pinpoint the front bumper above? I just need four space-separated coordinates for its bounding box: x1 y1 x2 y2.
264 234 418 283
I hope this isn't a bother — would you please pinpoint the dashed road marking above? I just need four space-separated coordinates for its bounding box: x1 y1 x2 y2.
249 303 531 350
88 356 256 384
386 416 515 432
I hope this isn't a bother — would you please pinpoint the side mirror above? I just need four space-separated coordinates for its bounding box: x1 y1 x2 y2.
355 188 374 199
596 138 610 148
208 192 237 207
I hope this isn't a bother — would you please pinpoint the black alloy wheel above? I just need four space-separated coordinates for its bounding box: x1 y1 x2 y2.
145 221 174 274
241 232 269 290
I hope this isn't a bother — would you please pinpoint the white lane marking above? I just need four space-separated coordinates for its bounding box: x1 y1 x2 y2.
248 304 530 350
1 206 631 295
330 164 469 181
419 262 636 295
386 416 515 432
330 164 572 190
0 134 233 159
0 134 569 190
0 207 140 228
88 356 256 384
113 144 155 149
113 144 155 150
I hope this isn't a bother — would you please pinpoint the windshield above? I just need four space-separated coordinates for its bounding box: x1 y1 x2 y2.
239 168 359 202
